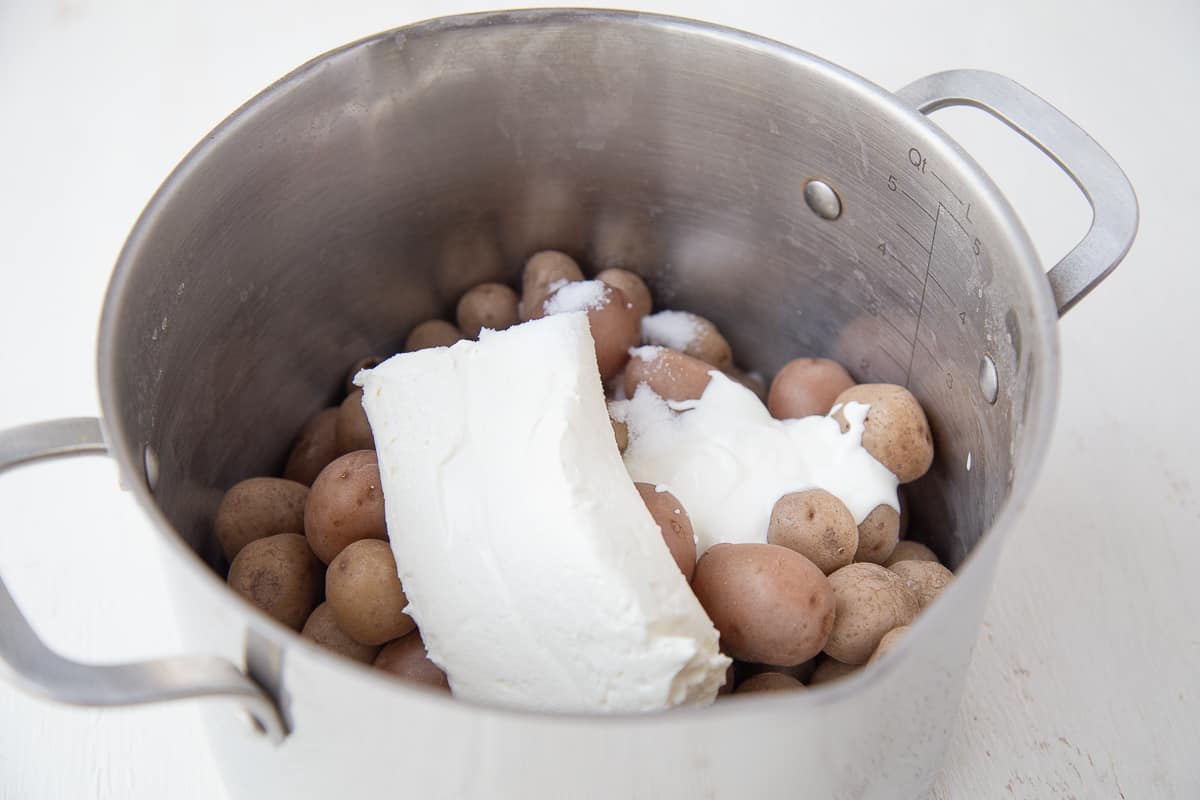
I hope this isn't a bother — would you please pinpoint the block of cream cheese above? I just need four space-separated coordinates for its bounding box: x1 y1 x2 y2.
357 312 729 713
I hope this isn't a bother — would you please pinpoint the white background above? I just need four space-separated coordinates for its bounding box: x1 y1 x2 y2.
0 0 1196 797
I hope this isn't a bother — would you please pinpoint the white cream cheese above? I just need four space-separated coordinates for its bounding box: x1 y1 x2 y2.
358 312 728 713
611 374 899 554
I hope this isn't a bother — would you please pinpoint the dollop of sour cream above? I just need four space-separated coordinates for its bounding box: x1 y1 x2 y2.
610 373 899 554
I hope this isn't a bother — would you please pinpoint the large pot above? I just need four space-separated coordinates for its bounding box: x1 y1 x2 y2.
0 9 1136 799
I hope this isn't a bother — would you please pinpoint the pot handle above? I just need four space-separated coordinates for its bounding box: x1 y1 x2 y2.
0 417 286 743
896 69 1138 316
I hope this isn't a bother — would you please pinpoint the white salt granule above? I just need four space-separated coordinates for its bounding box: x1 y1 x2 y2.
543 280 608 315
641 311 702 351
628 345 664 362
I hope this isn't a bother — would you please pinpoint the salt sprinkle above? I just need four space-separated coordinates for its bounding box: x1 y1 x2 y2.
628 345 664 362
543 280 607 315
641 310 701 351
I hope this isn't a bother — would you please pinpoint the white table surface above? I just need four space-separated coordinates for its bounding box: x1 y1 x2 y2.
1 1 1196 797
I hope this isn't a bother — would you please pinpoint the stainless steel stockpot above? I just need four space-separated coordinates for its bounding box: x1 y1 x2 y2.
0 10 1136 799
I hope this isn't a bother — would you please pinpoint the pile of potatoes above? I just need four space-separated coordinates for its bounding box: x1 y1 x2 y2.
216 249 953 698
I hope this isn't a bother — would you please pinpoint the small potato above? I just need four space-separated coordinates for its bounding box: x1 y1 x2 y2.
456 282 520 338
884 541 939 566
889 561 953 609
868 625 910 664
227 533 322 630
283 408 340 487
767 358 855 419
305 450 388 564
634 483 696 581
767 489 858 575
856 504 901 564
596 267 652 319
344 355 382 396
405 319 464 352
542 281 640 381
623 346 713 403
326 539 415 646
336 389 375 454
824 563 919 665
832 384 933 483
809 656 858 685
640 310 733 370
520 250 584 321
302 602 380 664
215 477 309 562
374 630 449 691
611 417 629 453
735 658 815 684
736 672 806 694
691 543 836 666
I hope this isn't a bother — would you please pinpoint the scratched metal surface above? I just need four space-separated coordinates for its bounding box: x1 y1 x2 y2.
0 0 1196 798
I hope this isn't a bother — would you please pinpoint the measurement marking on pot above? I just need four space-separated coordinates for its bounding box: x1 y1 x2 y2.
888 252 922 281
940 201 970 237
896 221 931 254
905 205 941 384
900 188 935 221
930 168 963 205
927 272 954 303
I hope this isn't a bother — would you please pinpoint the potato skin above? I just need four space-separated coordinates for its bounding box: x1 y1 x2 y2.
856 504 901 565
735 672 806 694
336 389 375 454
304 450 388 564
824 563 919 665
326 539 415 646
884 540 938 566
405 319 464 352
283 408 340 487
767 358 855 419
867 625 910 664
596 268 652 319
611 418 629 453
215 477 309 562
374 631 449 690
767 489 858 575
520 250 584 321
832 384 933 483
634 483 697 581
809 656 858 685
456 282 520 338
302 602 380 664
227 533 323 630
641 311 732 370
888 561 953 609
542 282 640 381
691 543 836 666
623 347 713 403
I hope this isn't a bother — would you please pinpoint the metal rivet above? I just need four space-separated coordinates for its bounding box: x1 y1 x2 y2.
979 355 999 404
804 179 842 220
143 444 160 491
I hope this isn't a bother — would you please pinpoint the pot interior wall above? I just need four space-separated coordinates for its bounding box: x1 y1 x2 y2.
104 12 1045 574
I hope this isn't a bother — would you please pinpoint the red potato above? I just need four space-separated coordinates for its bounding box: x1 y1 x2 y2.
691 543 836 666
541 281 640 381
305 450 388 564
634 483 697 581
767 358 855 419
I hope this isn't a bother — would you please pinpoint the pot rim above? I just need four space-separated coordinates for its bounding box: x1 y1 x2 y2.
95 7 1060 723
